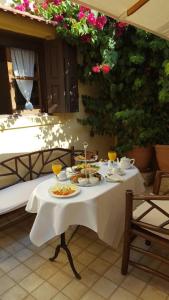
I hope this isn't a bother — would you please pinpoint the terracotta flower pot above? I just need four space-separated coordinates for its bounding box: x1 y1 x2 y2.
127 146 153 172
155 145 169 171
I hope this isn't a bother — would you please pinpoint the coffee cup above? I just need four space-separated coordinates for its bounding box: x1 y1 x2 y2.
58 170 67 180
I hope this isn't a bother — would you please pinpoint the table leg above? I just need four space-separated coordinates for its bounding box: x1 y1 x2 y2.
49 233 81 280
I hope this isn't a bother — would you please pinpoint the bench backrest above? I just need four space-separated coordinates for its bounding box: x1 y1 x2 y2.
0 147 74 190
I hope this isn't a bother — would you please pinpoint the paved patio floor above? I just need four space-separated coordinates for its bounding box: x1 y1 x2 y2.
0 200 169 300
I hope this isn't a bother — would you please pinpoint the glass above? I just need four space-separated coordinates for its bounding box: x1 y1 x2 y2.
52 164 62 178
108 151 117 161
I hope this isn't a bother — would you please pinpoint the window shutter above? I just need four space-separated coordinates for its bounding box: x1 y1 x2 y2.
0 47 12 114
64 43 79 112
44 39 79 113
44 38 65 113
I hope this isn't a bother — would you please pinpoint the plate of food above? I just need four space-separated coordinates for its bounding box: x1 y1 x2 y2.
74 153 98 163
70 172 102 186
72 163 100 174
48 183 80 198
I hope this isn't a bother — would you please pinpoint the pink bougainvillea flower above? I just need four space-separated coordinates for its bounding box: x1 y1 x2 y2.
87 13 96 26
23 0 29 8
92 65 101 73
116 21 127 28
53 14 64 23
81 34 91 43
101 64 111 74
79 6 91 13
42 1 48 9
78 11 85 20
15 4 26 11
95 16 107 30
53 0 62 5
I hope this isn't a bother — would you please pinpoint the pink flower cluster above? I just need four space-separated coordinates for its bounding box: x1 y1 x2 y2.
92 64 111 74
15 0 30 11
115 22 127 37
78 5 107 31
41 0 63 11
53 14 64 23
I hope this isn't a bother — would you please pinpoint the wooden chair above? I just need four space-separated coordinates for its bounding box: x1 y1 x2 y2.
121 170 169 281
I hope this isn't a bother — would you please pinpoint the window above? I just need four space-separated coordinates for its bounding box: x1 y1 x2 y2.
0 31 79 115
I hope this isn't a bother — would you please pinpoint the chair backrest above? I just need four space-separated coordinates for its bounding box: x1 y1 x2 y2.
122 170 169 282
153 170 169 195
127 170 169 244
0 147 75 190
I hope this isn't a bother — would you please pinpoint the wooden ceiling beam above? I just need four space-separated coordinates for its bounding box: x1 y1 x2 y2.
127 0 150 16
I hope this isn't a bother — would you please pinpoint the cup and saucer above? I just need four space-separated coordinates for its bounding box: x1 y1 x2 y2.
109 167 126 176
57 170 67 181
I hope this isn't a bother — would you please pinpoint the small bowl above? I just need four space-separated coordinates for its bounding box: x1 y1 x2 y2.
78 178 89 185
89 177 99 185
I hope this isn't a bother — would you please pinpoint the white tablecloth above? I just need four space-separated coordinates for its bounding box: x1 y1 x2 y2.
26 165 145 248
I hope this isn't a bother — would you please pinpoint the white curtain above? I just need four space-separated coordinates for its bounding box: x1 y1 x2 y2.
11 48 35 103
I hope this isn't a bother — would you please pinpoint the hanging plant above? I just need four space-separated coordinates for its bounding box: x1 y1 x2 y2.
11 0 122 76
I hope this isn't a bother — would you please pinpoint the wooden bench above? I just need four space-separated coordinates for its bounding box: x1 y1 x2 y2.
0 147 75 229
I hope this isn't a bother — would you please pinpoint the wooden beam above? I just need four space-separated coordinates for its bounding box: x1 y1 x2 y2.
0 11 56 40
127 0 150 16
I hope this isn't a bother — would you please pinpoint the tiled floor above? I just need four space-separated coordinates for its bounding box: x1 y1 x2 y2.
0 218 169 300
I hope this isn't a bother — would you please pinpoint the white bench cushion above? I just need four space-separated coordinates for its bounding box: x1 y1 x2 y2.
134 200 169 240
0 174 53 215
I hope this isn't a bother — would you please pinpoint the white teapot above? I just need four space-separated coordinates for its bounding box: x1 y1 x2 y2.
116 157 135 169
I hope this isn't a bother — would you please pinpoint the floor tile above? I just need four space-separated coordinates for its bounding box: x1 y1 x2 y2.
0 256 20 272
14 248 34 262
24 255 46 270
86 242 105 255
121 274 146 296
6 241 24 254
32 282 58 300
100 248 119 264
35 261 59 280
52 292 70 300
68 244 82 257
38 246 57 260
88 258 111 275
19 273 44 293
140 285 168 300
23 295 36 300
104 265 125 285
80 268 99 287
62 259 86 277
149 276 169 294
0 284 28 300
0 236 15 248
0 268 4 278
62 279 88 300
8 264 32 282
0 275 15 295
81 290 105 300
74 237 93 249
0 249 10 263
110 287 137 300
92 277 117 298
48 270 72 290
77 251 96 266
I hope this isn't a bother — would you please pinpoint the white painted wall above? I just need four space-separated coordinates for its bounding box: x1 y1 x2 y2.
0 82 114 161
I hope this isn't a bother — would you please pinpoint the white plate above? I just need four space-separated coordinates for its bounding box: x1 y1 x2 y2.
77 178 102 187
105 174 124 183
74 155 98 163
48 184 80 198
